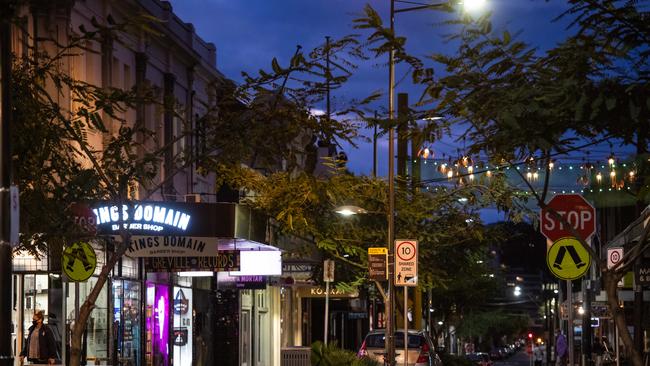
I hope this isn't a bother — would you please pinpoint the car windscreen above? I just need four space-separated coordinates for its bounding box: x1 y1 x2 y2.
365 333 425 348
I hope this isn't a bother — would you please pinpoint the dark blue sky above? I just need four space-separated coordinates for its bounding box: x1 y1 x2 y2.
169 0 573 175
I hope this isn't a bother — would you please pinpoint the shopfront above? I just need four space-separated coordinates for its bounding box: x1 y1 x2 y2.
89 201 282 366
11 202 282 366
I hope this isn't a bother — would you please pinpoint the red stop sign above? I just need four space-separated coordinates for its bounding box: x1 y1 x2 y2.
540 194 596 241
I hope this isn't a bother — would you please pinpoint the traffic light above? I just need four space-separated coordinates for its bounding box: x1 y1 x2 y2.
528 332 533 339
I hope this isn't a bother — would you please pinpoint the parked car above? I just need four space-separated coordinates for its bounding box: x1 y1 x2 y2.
465 352 492 366
358 329 443 366
488 349 504 360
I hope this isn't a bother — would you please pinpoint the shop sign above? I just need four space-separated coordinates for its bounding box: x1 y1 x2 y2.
234 275 267 289
72 201 237 237
118 236 219 257
173 328 188 346
174 289 189 315
635 259 650 286
297 286 359 298
144 251 239 272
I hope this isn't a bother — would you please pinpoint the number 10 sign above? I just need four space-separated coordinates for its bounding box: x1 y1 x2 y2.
395 240 418 286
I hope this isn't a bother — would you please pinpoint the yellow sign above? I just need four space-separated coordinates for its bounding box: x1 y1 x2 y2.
368 247 387 255
63 242 97 282
547 237 590 280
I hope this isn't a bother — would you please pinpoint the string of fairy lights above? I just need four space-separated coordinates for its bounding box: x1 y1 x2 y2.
409 137 641 196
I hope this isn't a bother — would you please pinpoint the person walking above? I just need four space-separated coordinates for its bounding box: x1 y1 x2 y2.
534 344 545 366
555 329 568 366
19 310 58 365
593 337 604 366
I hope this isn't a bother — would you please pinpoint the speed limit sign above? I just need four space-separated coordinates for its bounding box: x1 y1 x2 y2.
395 240 418 286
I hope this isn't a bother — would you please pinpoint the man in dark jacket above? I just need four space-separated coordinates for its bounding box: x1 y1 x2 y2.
19 310 57 365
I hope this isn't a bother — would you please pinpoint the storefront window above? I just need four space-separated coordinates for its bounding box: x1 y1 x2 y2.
172 286 192 366
113 280 141 366
146 282 169 366
66 277 109 364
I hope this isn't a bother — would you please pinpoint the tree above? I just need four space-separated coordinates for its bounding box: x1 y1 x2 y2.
407 2 650 365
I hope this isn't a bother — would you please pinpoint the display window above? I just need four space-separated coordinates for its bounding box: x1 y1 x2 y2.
113 280 141 366
172 286 192 366
66 277 109 363
145 282 169 366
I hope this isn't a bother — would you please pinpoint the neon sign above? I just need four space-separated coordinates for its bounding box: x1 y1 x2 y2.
93 204 191 232
156 295 166 340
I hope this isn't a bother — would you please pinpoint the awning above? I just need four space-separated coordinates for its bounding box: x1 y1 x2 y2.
607 205 650 248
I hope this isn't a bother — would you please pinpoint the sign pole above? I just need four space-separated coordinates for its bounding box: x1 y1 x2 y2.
324 280 330 346
568 280 574 366
323 259 334 346
404 286 408 366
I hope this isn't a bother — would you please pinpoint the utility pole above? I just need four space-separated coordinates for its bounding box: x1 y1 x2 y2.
0 2 15 366
386 0 396 363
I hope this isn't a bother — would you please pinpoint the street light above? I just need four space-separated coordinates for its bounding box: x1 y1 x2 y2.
385 1 486 364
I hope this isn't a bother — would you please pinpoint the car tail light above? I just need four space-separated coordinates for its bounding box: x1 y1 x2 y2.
358 340 368 357
417 341 430 363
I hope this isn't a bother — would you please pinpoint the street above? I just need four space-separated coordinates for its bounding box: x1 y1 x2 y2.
495 351 536 366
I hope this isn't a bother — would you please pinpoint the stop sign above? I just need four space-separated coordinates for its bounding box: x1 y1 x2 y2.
540 194 596 241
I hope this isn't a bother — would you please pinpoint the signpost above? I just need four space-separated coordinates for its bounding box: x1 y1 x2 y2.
323 259 335 346
541 194 596 242
607 248 625 287
546 237 591 280
395 240 418 286
394 240 417 366
540 194 596 366
63 242 97 282
368 247 388 281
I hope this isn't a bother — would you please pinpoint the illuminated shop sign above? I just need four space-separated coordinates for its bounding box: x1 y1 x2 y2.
118 236 219 257
93 204 191 232
144 251 240 272
73 201 238 237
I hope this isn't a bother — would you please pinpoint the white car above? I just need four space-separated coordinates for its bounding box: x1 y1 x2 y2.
358 329 443 366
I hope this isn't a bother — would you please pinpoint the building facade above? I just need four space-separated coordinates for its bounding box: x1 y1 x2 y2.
9 1 284 365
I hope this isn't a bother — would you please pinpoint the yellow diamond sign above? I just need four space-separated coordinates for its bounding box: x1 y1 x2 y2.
547 237 591 280
63 241 97 282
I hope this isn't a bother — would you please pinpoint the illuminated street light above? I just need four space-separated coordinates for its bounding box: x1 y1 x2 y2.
462 0 486 10
334 205 368 216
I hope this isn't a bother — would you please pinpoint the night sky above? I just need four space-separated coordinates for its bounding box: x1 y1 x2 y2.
168 0 574 176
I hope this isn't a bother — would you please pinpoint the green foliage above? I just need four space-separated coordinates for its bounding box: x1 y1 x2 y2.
456 311 529 341
310 341 379 366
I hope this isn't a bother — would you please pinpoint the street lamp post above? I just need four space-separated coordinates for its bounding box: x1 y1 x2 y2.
386 1 486 363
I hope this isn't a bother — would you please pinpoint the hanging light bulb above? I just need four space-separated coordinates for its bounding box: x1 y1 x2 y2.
486 170 492 178
608 154 615 166
628 170 636 182
419 147 431 159
610 170 617 187
526 172 533 180
533 171 539 181
548 160 555 170
596 171 603 184
467 166 474 174
447 170 454 180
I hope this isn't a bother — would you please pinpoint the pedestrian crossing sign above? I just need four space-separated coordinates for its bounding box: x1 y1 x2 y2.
547 237 591 280
63 241 97 282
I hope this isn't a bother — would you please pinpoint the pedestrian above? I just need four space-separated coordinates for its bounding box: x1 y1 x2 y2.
534 344 545 366
19 310 58 365
593 337 604 366
555 329 568 366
